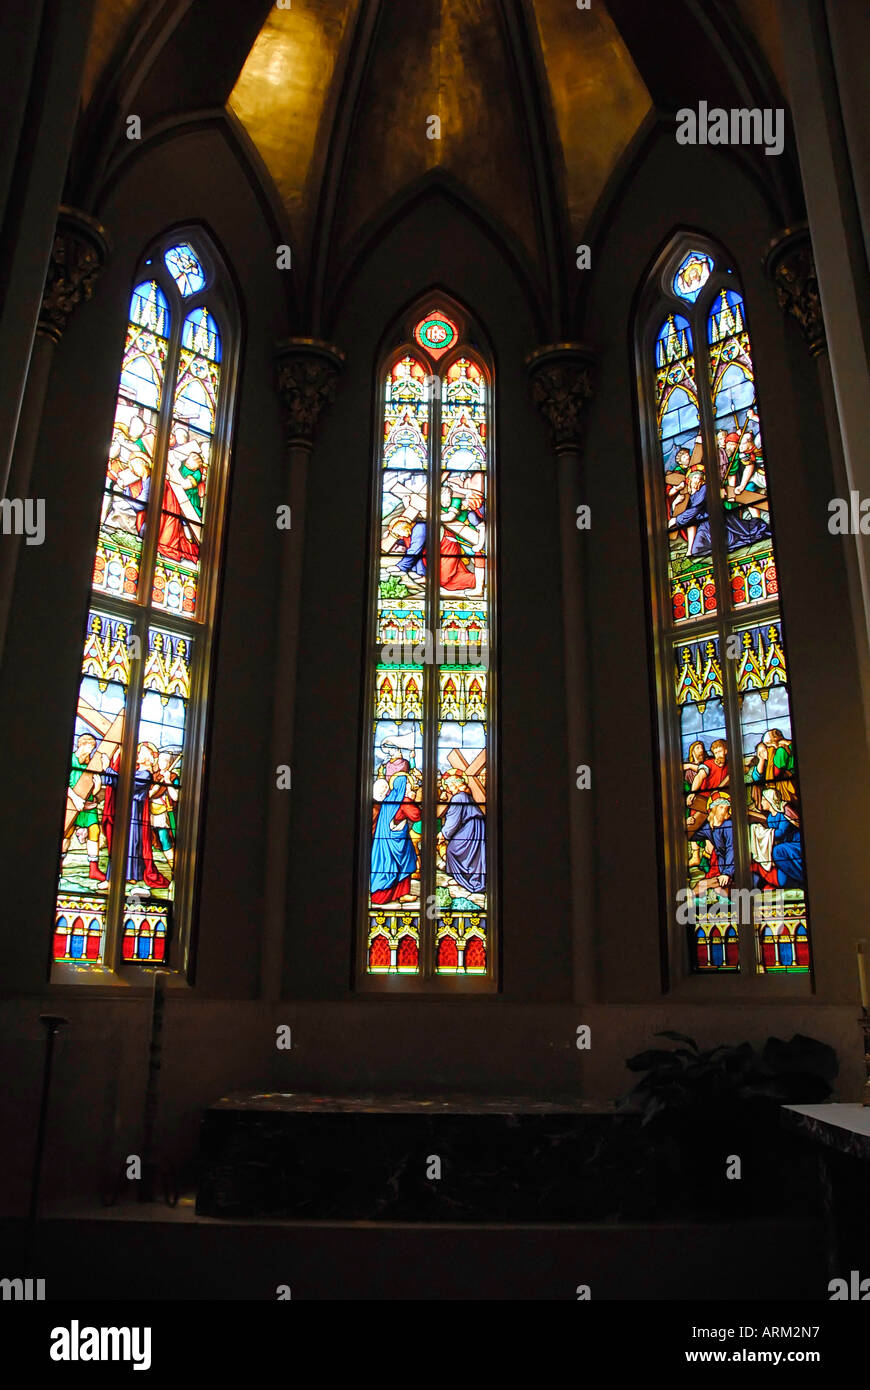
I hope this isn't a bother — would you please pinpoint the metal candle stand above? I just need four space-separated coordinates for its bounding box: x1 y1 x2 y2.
105 970 177 1206
27 1014 68 1273
860 1008 870 1106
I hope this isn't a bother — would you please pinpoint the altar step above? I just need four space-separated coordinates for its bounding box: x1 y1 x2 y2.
1 1209 827 1300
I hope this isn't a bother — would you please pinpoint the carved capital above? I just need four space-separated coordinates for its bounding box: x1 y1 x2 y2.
764 224 826 358
274 338 346 448
525 343 595 454
38 206 110 345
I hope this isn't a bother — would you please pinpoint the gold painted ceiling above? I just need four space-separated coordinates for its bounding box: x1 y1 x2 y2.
80 0 789 271
81 0 144 108
226 0 651 263
531 0 651 233
334 0 544 263
228 0 358 253
81 0 653 259
734 0 789 98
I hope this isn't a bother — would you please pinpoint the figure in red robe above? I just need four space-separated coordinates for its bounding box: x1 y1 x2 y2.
126 746 169 888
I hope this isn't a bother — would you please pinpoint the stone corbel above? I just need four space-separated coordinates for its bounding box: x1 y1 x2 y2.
526 343 596 454
274 339 346 450
38 205 110 345
764 223 826 358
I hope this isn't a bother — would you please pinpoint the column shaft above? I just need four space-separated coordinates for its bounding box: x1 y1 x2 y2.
0 0 98 498
261 341 344 999
0 208 109 671
527 345 597 1001
775 0 870 732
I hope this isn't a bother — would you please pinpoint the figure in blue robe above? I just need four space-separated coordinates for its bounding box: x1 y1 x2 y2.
441 790 486 894
396 521 427 578
764 810 804 889
675 481 770 556
371 773 417 902
696 815 735 880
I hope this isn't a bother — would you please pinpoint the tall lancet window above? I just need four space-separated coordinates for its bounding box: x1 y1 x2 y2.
359 306 496 989
52 231 237 973
638 240 810 978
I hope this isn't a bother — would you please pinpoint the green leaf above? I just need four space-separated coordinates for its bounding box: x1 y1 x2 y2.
625 1049 682 1073
654 1030 699 1050
640 1097 668 1126
761 1034 839 1082
623 1029 838 1123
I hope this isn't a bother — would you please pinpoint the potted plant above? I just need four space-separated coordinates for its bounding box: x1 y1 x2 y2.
623 1031 838 1217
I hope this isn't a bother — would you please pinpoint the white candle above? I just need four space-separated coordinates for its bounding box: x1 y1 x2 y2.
857 940 869 1011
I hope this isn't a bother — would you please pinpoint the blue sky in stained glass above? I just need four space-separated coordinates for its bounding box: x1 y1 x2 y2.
181 307 221 362
707 287 746 344
130 281 169 337
164 243 206 296
655 313 692 367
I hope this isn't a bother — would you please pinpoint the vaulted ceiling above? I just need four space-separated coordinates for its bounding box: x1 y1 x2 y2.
225 0 651 271
73 0 795 333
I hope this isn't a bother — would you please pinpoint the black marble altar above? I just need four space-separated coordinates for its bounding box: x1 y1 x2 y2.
196 1092 663 1221
781 1104 870 1278
782 1103 870 1162
195 1091 810 1223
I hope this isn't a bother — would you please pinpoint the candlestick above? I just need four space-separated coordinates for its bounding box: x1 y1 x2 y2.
103 972 177 1205
860 1010 870 1107
28 1015 68 1273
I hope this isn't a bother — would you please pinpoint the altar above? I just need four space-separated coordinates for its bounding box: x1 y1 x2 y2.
782 1104 870 1286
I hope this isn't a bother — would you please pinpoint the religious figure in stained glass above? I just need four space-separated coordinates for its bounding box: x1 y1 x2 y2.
364 314 493 981
53 232 233 969
644 241 810 976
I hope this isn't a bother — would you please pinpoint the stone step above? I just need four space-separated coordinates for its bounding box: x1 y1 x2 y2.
0 1210 828 1300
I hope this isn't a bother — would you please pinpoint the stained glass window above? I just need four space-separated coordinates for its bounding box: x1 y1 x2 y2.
54 232 235 970
672 251 714 303
362 313 494 984
413 311 459 360
643 240 810 976
164 243 206 297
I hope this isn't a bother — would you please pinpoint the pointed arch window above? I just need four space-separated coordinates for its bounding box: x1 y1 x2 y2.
638 238 810 978
52 230 237 972
359 305 496 988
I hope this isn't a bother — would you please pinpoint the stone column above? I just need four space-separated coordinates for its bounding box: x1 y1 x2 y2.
0 205 109 669
765 223 870 748
774 0 870 742
260 339 345 999
0 0 99 499
824 1 870 262
526 343 597 1001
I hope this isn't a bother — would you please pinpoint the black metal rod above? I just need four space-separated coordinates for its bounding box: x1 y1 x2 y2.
26 1015 67 1274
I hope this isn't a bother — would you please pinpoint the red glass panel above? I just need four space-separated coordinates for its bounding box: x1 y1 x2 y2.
369 935 390 970
437 937 459 970
465 937 486 970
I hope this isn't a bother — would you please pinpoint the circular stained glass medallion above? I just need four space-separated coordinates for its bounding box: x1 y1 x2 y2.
672 250 714 303
164 242 206 297
413 312 458 360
